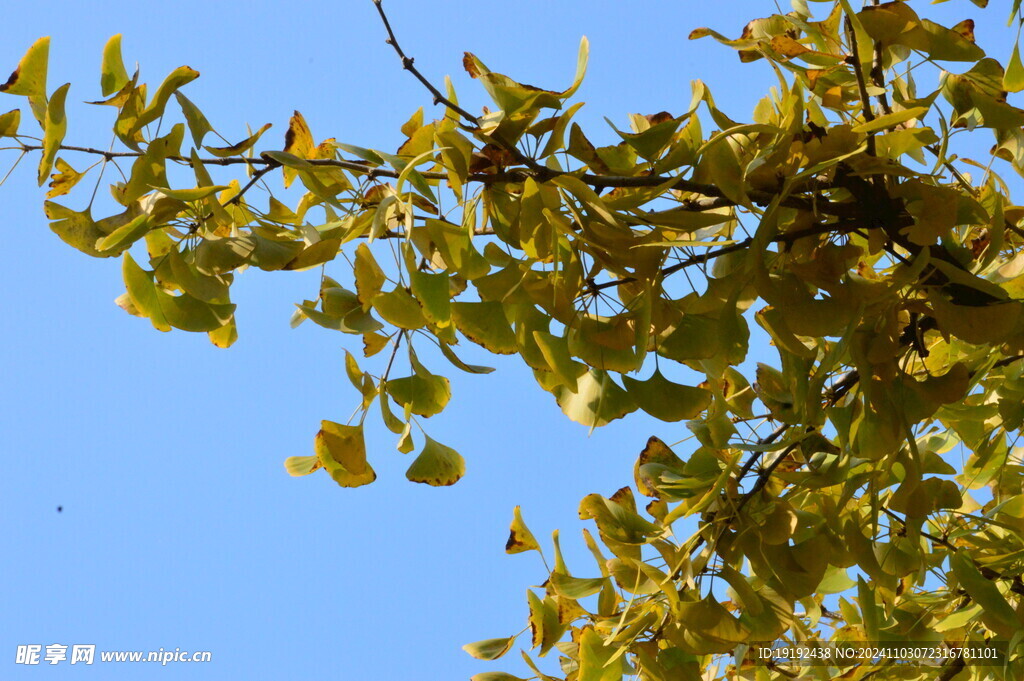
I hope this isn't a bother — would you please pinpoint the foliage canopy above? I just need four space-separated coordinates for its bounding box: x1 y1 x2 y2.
4 0 1024 678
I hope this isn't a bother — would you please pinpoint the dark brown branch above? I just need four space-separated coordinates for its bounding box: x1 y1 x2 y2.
845 16 877 157
371 0 479 126
225 159 279 208
734 423 788 486
590 217 865 293
22 142 863 221
881 507 958 551
936 659 965 681
736 441 801 512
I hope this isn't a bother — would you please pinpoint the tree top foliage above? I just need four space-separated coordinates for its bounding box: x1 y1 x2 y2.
3 0 1024 678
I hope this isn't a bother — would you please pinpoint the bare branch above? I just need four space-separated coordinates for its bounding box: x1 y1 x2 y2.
371 0 479 126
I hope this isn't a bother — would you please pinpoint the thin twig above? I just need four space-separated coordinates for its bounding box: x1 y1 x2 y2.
736 441 801 511
845 16 877 157
371 0 479 125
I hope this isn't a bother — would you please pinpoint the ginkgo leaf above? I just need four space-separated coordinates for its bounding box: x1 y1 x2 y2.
38 82 69 185
373 288 427 329
204 123 272 157
1 36 47 92
552 369 636 428
621 370 711 422
283 455 322 477
175 92 213 146
0 109 20 137
462 637 515 661
99 34 129 96
405 435 465 486
452 301 517 354
505 505 541 555
386 352 451 417
314 421 376 488
469 674 528 681
45 158 83 198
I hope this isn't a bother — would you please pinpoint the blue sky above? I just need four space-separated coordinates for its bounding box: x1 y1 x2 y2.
1 2 1019 680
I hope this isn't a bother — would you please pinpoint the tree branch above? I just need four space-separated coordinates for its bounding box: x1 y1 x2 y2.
845 16 877 157
590 216 866 293
23 141 863 221
371 0 479 126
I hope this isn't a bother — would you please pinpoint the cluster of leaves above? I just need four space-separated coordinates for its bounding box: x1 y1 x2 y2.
3 0 1024 678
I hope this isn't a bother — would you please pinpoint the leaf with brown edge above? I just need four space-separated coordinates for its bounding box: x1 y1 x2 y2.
952 19 975 44
0 37 49 98
633 436 687 499
463 52 483 78
283 110 314 188
45 158 83 199
314 421 376 488
526 590 565 655
505 505 541 555
405 435 465 486
452 301 517 354
204 123 272 158
362 331 390 358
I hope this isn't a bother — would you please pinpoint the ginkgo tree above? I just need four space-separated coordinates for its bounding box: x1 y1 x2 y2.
3 0 1024 679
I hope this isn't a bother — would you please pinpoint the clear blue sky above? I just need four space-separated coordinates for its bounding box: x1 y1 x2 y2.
1 2 1017 680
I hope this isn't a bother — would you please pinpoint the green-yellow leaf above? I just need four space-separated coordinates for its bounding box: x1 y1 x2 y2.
850 106 929 133
283 455 322 477
122 252 170 331
462 637 515 661
45 202 110 258
550 572 607 599
405 435 465 486
204 123 272 158
175 92 213 146
99 34 130 97
386 350 450 417
38 82 69 186
354 244 386 306
373 288 427 329
314 421 376 488
470 674 527 681
949 550 1020 637
1006 43 1024 93
0 109 20 137
505 505 541 554
45 158 83 198
452 301 517 354
0 37 49 99
553 369 636 428
133 65 200 135
621 370 712 422
96 214 151 254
